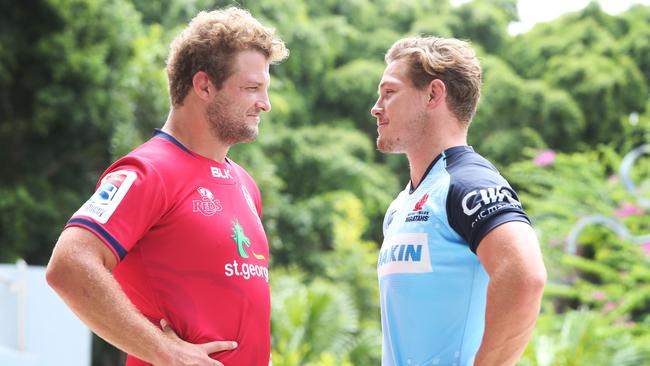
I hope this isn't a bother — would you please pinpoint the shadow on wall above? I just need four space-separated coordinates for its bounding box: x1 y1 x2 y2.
0 260 91 366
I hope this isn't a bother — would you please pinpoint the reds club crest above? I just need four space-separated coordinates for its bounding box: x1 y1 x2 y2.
192 187 222 216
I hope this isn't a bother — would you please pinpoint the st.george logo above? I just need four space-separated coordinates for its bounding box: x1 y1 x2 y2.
192 187 222 216
225 221 268 281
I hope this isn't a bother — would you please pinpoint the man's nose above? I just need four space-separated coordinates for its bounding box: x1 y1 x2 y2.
371 100 382 117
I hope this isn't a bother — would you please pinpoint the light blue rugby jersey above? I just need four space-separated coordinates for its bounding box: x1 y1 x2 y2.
378 146 530 366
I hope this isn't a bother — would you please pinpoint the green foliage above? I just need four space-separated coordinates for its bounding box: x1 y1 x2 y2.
507 147 650 365
448 1 512 53
5 0 650 364
271 269 359 365
322 59 386 134
470 56 583 164
504 3 649 150
0 0 145 264
520 310 650 366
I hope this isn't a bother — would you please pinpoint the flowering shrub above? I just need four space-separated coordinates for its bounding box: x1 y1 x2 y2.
507 147 650 365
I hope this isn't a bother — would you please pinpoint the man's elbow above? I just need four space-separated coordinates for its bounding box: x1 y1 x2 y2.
45 256 68 293
45 249 83 295
522 263 547 298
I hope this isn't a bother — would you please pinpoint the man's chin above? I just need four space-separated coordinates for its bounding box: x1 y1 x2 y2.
377 137 396 153
231 130 258 145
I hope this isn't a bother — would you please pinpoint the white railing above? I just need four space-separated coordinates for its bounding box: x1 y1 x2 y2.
0 259 27 352
565 144 650 255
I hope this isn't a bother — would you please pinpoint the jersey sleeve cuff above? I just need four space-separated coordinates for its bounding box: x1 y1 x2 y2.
470 212 531 253
65 218 128 261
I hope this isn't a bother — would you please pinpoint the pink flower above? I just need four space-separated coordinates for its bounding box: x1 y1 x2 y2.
533 149 556 167
603 301 617 313
613 203 644 218
591 291 606 301
608 175 619 183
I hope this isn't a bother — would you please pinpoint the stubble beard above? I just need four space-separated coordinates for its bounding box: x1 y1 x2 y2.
377 135 398 153
377 110 429 154
207 97 258 145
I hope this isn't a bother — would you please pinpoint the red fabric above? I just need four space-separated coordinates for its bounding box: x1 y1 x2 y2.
67 133 270 365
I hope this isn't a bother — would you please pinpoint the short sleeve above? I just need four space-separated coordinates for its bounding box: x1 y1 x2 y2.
65 157 168 262
446 168 530 253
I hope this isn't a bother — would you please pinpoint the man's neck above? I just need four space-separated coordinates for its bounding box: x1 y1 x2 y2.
162 107 230 163
407 135 467 190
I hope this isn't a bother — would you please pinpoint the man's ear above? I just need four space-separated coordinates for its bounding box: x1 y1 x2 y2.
192 71 213 101
427 79 446 108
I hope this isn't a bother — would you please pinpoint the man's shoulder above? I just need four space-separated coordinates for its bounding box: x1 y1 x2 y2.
444 147 507 189
98 137 192 191
226 158 258 186
445 146 499 175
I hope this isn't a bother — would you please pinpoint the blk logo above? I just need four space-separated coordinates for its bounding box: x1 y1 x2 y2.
211 167 233 179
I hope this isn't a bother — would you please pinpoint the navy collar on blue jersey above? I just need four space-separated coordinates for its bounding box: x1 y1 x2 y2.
153 128 194 156
409 145 474 194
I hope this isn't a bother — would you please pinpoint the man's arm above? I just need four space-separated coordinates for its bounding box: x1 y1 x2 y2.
473 221 547 366
46 226 236 366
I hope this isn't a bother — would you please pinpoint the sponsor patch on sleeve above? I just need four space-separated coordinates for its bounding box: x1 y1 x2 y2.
74 170 137 224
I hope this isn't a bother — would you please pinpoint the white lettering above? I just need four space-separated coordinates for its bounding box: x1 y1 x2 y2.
211 167 234 179
462 186 521 216
224 260 268 282
462 191 480 215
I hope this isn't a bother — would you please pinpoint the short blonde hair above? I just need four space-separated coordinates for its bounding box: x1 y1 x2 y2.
386 36 481 124
166 7 289 106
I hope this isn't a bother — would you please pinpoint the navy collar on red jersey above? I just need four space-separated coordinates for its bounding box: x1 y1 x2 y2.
153 129 194 156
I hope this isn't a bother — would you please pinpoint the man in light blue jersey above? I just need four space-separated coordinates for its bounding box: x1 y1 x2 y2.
371 36 547 366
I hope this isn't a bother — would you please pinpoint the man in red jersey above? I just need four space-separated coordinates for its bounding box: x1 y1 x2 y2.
46 7 288 366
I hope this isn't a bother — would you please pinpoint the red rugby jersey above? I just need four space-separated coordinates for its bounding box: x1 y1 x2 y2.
66 130 270 365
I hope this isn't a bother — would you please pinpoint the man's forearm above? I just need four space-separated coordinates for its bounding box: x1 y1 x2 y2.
473 270 545 366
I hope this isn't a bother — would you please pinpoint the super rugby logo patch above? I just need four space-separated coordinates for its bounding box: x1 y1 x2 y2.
74 170 137 224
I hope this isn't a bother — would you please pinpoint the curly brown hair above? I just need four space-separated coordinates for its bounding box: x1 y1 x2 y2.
166 7 289 106
386 36 481 124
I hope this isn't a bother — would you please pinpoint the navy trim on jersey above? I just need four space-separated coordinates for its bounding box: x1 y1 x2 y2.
408 151 448 194
153 129 194 157
444 146 531 253
67 218 128 260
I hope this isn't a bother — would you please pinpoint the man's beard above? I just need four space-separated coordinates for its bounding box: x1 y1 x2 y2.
206 97 258 145
377 134 400 153
377 110 428 153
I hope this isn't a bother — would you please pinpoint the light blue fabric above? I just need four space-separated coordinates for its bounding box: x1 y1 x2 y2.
378 152 488 366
